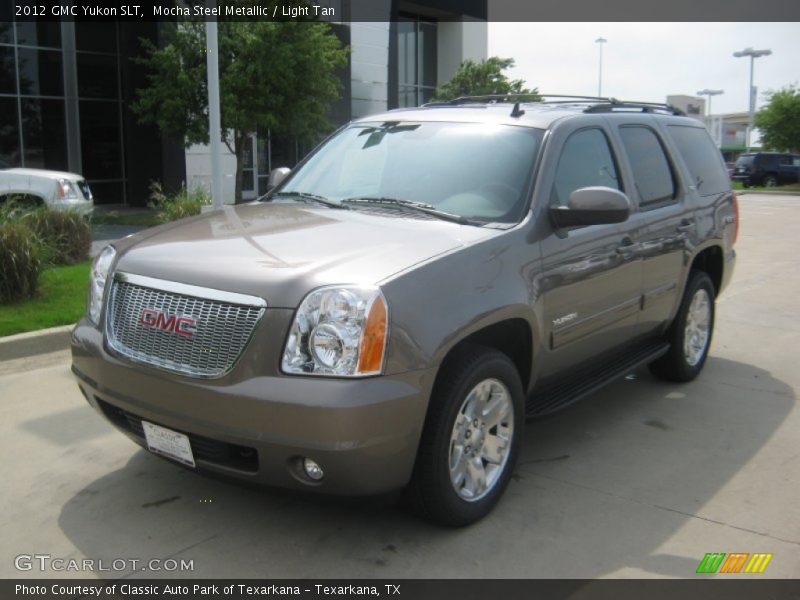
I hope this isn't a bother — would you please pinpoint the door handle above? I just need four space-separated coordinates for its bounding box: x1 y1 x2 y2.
616 237 639 254
676 219 694 233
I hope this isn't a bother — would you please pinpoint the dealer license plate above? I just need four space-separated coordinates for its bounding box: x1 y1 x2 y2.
142 421 196 468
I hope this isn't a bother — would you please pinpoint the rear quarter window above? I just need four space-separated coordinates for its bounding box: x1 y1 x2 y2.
667 126 730 196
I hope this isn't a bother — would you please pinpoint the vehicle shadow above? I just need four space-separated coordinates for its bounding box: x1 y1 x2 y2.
56 356 794 578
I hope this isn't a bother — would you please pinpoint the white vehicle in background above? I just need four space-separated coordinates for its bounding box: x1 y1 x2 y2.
0 159 94 216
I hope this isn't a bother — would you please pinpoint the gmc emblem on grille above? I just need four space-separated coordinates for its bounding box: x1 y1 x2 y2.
139 309 197 337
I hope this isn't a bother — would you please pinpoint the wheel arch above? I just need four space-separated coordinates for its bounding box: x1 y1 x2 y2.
0 192 46 206
431 312 537 396
689 244 724 295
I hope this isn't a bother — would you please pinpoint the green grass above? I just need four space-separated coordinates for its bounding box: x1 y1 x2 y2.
0 260 90 337
732 181 800 192
91 211 160 227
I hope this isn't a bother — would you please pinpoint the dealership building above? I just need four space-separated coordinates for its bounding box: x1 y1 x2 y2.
0 1 487 206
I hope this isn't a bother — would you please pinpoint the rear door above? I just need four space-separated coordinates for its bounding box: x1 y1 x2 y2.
610 120 689 335
778 154 800 184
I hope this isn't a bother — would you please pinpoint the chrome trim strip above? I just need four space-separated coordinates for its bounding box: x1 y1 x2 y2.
113 272 267 308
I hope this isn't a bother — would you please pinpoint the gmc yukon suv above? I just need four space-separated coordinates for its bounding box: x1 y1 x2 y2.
71 96 737 526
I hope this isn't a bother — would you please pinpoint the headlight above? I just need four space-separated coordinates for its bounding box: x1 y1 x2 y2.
88 245 116 324
56 178 78 199
282 286 388 377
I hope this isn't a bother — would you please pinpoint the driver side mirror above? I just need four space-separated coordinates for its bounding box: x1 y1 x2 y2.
549 186 631 228
268 167 291 190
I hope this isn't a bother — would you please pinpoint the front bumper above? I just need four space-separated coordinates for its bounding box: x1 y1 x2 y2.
48 197 93 216
71 317 435 496
731 174 757 186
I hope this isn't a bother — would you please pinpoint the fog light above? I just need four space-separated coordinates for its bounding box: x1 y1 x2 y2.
303 458 324 481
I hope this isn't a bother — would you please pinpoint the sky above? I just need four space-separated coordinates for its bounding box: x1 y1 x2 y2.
488 23 800 115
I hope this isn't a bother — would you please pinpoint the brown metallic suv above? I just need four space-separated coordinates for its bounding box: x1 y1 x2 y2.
72 96 738 526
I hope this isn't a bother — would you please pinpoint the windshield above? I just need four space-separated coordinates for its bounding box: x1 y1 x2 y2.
278 121 544 224
735 155 755 167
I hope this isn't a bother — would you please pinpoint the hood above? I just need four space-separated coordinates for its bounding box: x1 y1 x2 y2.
113 202 498 308
4 168 85 180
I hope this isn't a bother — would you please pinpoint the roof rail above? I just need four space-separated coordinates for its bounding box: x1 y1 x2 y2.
583 101 685 116
421 94 685 116
422 93 544 107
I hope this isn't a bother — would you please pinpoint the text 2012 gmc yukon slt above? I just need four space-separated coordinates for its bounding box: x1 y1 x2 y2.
71 96 737 526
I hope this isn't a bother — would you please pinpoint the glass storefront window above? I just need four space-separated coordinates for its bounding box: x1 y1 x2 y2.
20 98 68 169
75 23 117 54
396 17 437 108
16 22 61 48
17 48 63 97
0 97 21 165
0 22 12 45
0 45 16 94
78 53 119 99
79 100 122 179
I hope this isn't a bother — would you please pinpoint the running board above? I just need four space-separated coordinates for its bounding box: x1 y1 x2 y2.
526 340 670 417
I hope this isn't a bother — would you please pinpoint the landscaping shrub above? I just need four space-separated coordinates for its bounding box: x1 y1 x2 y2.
25 208 92 265
0 218 44 303
148 181 211 224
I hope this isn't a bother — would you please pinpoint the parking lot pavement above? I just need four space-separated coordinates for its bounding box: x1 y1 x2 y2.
1 194 798 579
90 224 146 258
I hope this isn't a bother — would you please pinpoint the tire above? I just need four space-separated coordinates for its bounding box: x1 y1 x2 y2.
408 345 524 527
649 271 715 382
763 174 779 187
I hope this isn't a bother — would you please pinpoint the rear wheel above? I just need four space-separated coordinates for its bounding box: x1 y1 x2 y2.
763 174 779 187
408 345 524 526
649 271 715 382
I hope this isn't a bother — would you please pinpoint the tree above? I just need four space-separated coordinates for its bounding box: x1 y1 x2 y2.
755 85 800 152
433 57 539 102
133 19 348 202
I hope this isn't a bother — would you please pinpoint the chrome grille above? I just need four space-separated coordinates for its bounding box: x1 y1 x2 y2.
106 273 266 378
76 179 93 200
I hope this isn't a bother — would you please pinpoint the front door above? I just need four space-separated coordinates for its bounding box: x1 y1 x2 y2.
539 125 643 377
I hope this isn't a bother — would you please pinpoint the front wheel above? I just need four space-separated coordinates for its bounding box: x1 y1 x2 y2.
649 271 715 382
408 345 524 526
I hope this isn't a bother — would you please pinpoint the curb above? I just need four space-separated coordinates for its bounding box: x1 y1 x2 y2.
736 190 800 196
0 324 74 362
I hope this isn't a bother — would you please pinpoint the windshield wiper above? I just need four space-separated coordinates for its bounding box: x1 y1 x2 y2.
340 196 477 225
264 191 348 209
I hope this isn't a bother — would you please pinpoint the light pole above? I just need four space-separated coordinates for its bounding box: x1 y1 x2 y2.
206 5 224 208
696 89 724 117
595 37 607 97
733 47 772 151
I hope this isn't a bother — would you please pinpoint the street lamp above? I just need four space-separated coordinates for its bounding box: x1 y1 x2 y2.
733 47 772 151
595 37 607 97
696 89 724 117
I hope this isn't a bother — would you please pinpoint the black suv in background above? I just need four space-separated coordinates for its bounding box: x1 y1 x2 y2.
732 152 800 187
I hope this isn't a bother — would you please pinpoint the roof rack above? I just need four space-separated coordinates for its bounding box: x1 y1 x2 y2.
583 101 685 116
421 94 685 116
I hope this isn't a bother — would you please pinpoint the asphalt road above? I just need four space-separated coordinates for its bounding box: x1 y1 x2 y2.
91 224 146 258
1 194 798 579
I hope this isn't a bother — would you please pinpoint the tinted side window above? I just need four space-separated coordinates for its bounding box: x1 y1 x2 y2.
667 126 730 196
619 126 675 206
551 128 620 207
779 155 792 165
